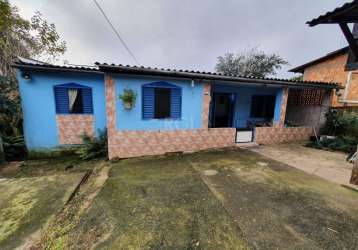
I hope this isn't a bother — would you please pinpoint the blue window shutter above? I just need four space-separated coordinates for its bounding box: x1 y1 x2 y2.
142 86 154 119
81 88 93 114
170 88 181 119
54 86 69 114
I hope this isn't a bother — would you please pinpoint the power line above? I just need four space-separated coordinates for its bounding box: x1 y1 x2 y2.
92 0 140 65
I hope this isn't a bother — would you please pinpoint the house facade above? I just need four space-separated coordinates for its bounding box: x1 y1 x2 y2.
291 47 358 107
14 59 339 160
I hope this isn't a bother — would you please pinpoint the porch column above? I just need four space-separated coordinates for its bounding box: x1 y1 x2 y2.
273 87 288 127
105 74 116 159
201 82 211 128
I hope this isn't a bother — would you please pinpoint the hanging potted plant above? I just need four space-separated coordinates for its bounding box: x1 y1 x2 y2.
119 89 137 110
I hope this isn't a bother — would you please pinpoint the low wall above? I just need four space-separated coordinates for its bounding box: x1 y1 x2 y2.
108 128 236 159
255 126 313 145
56 115 94 145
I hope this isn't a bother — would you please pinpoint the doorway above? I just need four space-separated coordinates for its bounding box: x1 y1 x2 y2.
210 93 235 128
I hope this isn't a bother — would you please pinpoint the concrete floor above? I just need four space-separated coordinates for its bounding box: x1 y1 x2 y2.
250 143 357 190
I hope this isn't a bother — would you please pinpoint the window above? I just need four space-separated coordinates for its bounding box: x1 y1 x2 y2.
54 83 93 114
250 95 275 118
142 82 182 119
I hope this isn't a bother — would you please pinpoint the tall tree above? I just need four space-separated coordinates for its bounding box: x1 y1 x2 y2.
215 48 288 78
0 0 66 136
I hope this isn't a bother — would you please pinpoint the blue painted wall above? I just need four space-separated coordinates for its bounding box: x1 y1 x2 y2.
18 70 106 150
273 88 284 123
114 75 203 130
212 84 283 128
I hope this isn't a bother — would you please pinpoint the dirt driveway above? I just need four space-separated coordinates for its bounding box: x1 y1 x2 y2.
250 143 356 189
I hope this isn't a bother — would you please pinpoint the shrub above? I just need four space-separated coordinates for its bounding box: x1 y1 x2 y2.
76 129 107 160
307 109 358 154
3 135 27 161
321 108 358 136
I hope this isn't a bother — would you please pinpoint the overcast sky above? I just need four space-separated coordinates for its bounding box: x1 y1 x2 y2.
10 0 350 78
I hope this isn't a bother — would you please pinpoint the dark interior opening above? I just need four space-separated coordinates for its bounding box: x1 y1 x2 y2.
155 88 171 119
250 95 275 119
70 89 84 114
211 93 235 128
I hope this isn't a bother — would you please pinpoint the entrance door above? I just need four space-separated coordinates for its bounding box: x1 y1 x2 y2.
211 93 235 128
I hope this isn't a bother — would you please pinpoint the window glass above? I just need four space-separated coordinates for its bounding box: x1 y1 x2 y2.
154 88 171 118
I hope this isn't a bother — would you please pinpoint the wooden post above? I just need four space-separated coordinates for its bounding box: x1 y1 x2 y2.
350 147 358 185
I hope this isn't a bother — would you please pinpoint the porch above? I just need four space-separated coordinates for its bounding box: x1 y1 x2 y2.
208 83 329 144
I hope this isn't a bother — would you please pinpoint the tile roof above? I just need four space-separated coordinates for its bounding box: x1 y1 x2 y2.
96 62 341 89
307 0 358 26
12 57 100 73
11 57 341 89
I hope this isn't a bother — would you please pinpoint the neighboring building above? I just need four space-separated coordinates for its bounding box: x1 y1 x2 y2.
292 0 358 107
290 47 358 107
13 58 339 160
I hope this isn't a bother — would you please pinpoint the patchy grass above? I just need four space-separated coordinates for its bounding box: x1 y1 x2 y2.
0 157 102 249
3 148 358 249
188 148 358 249
42 162 110 249
49 154 249 249
0 156 104 179
0 173 84 250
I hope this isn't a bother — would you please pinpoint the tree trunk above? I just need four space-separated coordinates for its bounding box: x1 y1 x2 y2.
350 150 358 185
0 135 5 164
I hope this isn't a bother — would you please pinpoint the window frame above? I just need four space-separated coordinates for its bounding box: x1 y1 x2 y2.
54 83 93 115
142 81 182 120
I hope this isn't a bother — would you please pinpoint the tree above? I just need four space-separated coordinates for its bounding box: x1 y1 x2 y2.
0 0 66 137
291 75 303 81
215 48 288 78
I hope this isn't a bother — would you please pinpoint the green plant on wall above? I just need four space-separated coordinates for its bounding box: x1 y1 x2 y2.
118 89 137 110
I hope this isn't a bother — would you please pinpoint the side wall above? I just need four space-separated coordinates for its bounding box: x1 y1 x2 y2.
303 53 358 107
255 127 313 144
285 90 331 130
18 71 106 150
114 75 203 130
254 87 314 144
105 75 236 159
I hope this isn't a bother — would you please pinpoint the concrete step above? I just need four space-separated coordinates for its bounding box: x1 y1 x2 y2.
235 142 259 148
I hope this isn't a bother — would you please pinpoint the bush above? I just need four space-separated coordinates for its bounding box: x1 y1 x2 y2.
27 147 78 160
306 108 358 154
3 135 27 161
76 129 107 160
321 108 358 136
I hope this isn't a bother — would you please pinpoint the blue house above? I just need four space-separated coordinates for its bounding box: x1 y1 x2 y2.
13 58 339 159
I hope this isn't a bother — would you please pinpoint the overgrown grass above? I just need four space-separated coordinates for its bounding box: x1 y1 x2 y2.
48 154 249 249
